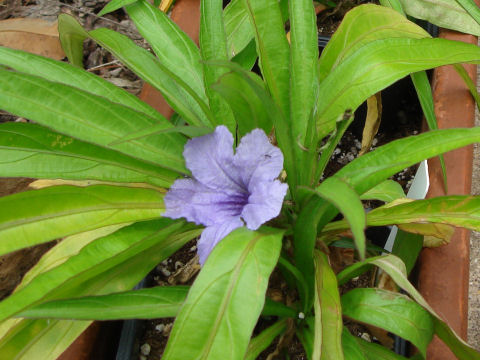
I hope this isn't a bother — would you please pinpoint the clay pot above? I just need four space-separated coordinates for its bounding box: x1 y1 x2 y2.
417 28 477 359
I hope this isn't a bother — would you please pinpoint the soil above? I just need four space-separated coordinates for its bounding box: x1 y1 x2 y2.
0 1 423 359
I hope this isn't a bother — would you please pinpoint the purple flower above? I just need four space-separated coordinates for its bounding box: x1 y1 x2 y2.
164 126 288 264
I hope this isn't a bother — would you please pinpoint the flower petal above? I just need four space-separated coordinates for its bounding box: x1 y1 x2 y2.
197 218 244 265
241 180 288 230
183 126 245 194
164 178 247 226
233 128 284 188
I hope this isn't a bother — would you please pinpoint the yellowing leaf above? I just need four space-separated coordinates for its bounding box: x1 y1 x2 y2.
359 92 382 156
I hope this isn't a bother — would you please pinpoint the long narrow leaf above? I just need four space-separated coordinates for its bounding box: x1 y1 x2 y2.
18 287 189 320
0 122 177 187
303 177 366 259
224 0 254 58
125 0 206 102
200 0 235 131
0 69 187 173
399 0 480 36
0 219 196 322
337 255 480 359
325 195 480 233
410 70 448 191
244 319 287 360
318 36 480 136
211 71 272 137
313 251 344 360
318 4 429 83
163 227 283 360
342 328 408 360
0 185 164 256
342 288 434 358
98 0 136 16
0 47 164 121
244 0 291 117
289 0 319 187
0 223 200 360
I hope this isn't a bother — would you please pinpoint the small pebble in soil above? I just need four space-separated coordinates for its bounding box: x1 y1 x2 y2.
155 323 165 333
163 323 173 337
160 267 171 277
174 261 183 270
190 245 197 252
161 260 168 266
361 333 372 342
140 343 151 356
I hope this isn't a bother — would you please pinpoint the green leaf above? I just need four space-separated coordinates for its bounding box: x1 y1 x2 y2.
453 63 480 113
0 122 177 187
325 195 480 233
18 286 189 320
163 227 284 360
86 23 213 126
334 127 480 197
399 0 480 36
342 328 408 360
200 0 236 131
109 124 212 146
391 230 423 275
0 47 165 121
231 39 257 70
341 288 434 358
244 0 291 118
337 255 480 359
224 0 254 58
296 317 315 360
17 224 130 290
318 4 429 83
125 0 206 104
211 70 272 137
306 177 367 259
0 222 199 360
0 319 91 360
262 298 297 318
455 0 480 26
0 218 196 322
206 60 296 194
360 180 406 203
318 35 480 137
301 127 480 304
0 185 165 256
244 319 287 360
410 71 448 192
0 224 125 356
0 69 187 173
289 0 318 143
57 13 88 67
278 256 309 313
289 0 319 187
313 251 343 360
378 0 406 15
99 0 137 16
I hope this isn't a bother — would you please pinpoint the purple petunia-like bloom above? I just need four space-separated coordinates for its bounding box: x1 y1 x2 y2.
164 126 288 265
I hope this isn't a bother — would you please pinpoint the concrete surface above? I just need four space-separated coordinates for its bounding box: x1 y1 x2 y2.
468 60 480 350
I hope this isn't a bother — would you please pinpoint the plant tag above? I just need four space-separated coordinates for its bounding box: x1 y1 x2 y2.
384 160 429 252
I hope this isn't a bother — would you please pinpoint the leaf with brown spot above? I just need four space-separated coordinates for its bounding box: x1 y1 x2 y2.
399 222 454 247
